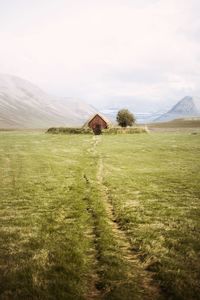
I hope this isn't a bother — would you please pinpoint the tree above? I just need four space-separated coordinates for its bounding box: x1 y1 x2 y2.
116 109 135 127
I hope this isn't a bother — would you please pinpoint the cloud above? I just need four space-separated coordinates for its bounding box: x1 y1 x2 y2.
0 0 200 111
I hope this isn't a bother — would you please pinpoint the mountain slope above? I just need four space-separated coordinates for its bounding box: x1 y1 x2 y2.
0 74 96 128
155 96 200 122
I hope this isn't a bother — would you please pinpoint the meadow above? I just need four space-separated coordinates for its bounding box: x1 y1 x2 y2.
0 131 200 299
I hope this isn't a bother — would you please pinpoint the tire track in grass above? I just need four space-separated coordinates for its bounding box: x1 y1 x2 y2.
83 136 106 299
83 173 102 300
86 136 163 300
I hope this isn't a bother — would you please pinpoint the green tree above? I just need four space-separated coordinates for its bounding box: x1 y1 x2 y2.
116 109 135 127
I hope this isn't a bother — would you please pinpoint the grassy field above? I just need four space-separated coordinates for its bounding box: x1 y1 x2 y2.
147 118 200 133
0 131 200 299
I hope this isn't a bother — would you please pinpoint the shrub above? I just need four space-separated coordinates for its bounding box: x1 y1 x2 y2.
46 126 148 135
102 127 148 134
46 127 93 134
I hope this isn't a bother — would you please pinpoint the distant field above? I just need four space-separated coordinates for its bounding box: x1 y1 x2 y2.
148 118 200 132
0 132 200 299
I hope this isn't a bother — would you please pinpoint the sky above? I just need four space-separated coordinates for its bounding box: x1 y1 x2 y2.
0 0 200 112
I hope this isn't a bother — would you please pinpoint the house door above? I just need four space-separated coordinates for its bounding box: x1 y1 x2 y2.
93 124 102 135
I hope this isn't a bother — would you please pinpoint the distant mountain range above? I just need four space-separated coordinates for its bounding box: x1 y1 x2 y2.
1 74 200 128
0 74 96 129
101 96 200 124
155 96 200 122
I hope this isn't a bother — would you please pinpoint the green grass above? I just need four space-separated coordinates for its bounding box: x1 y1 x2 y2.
98 134 200 299
0 132 199 299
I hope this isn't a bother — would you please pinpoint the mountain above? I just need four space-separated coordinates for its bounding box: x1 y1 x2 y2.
0 74 96 128
155 96 200 122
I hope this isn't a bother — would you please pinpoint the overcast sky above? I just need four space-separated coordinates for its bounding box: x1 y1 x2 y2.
0 0 200 111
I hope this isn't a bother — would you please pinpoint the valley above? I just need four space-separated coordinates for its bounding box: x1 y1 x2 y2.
0 131 199 299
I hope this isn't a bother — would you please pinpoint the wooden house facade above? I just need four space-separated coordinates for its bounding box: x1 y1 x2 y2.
83 113 111 134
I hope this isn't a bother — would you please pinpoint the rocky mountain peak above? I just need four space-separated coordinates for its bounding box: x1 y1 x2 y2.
155 96 200 122
168 96 199 114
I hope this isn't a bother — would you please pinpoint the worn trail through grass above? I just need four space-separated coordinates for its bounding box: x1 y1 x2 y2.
84 136 163 299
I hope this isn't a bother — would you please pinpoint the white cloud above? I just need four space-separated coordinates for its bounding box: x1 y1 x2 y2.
0 0 200 111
